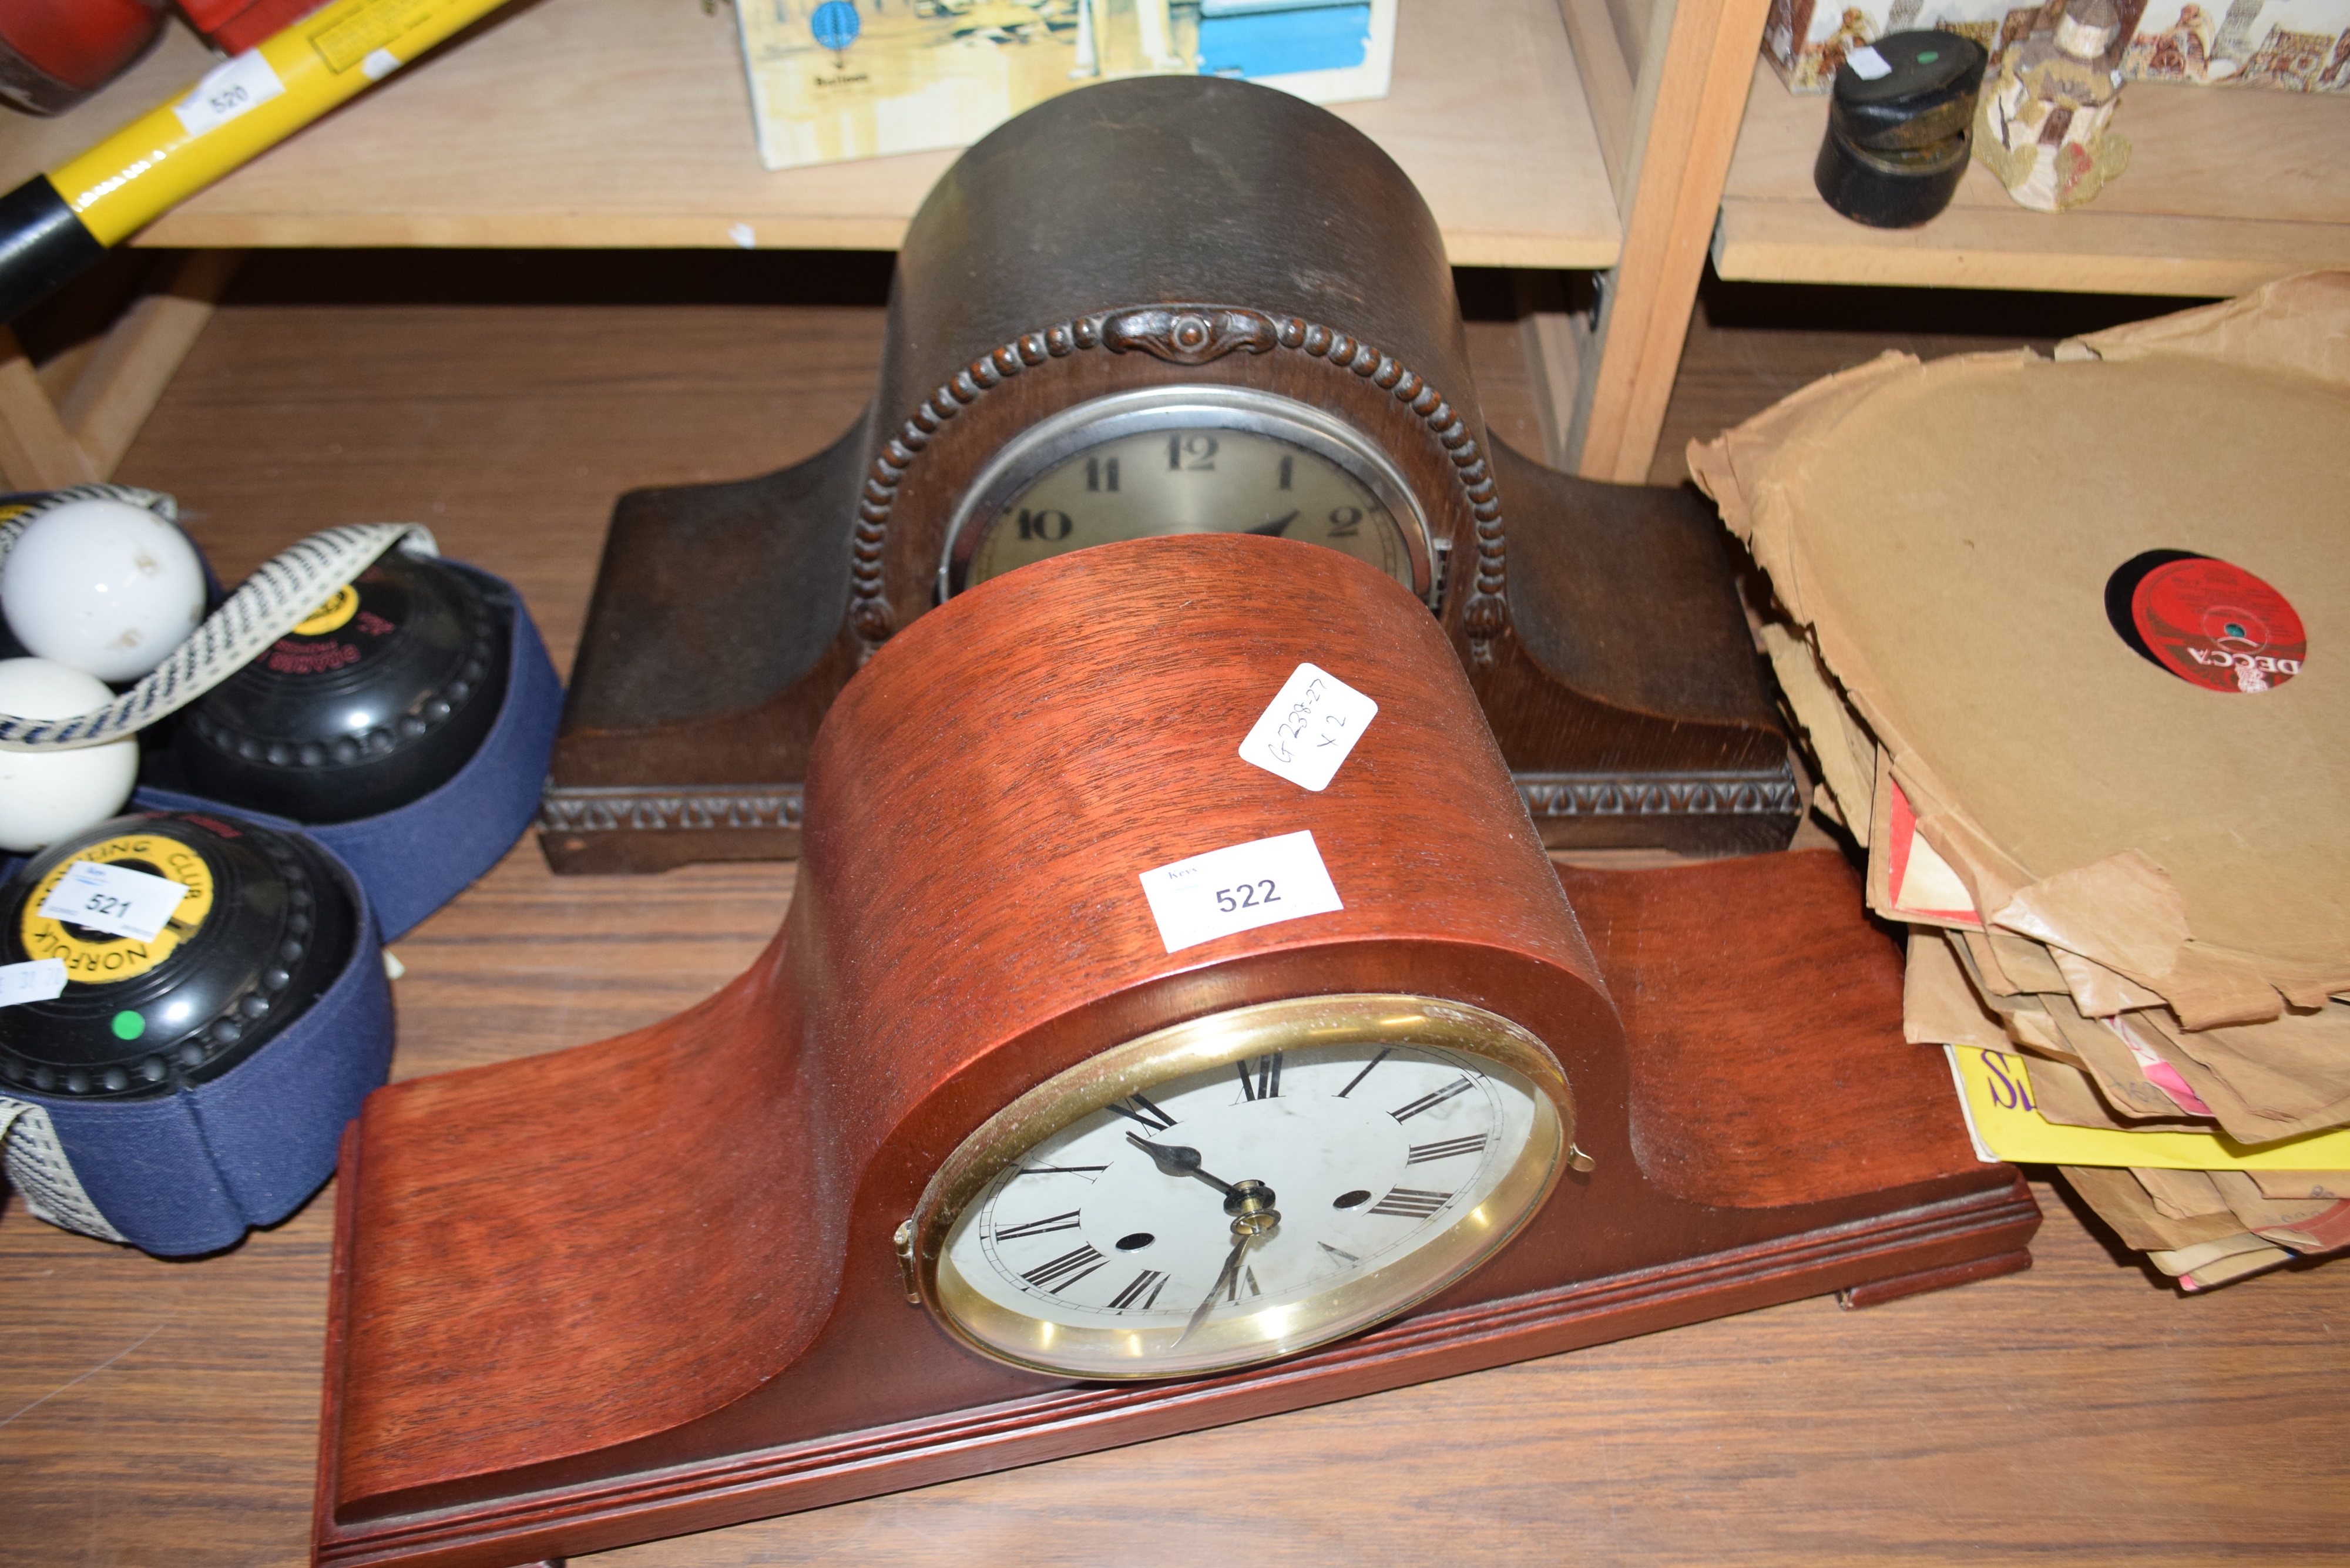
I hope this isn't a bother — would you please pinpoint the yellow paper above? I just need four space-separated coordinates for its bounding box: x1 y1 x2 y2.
1944 1046 2350 1170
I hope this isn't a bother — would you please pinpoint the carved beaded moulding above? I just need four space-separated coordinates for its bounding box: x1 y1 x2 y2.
534 773 1795 844
849 304 1512 660
538 784 806 835
1514 771 1802 821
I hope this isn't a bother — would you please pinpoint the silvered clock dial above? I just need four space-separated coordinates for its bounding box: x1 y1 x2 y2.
909 994 1571 1379
939 387 1438 605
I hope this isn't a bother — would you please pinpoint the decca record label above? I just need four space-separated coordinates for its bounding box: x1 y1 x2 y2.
2128 556 2305 695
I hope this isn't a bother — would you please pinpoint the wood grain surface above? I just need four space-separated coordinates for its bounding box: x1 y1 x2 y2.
2 276 2346 1568
1714 58 2350 295
0 0 1620 270
334 530 1630 1518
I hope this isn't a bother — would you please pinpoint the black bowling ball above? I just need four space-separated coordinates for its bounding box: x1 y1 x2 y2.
177 551 509 823
0 811 357 1101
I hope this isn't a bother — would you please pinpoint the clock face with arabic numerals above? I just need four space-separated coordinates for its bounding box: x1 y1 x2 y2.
911 995 1570 1379
937 386 1439 608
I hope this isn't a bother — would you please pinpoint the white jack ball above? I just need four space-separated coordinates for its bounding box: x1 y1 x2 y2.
0 657 138 854
2 499 206 683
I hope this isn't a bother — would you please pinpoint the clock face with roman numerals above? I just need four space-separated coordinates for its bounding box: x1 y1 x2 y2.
916 996 1569 1379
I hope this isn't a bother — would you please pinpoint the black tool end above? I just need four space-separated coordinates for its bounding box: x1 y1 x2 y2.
0 175 107 324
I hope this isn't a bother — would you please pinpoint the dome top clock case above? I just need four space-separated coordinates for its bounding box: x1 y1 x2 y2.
315 537 2035 1568
543 76 1798 874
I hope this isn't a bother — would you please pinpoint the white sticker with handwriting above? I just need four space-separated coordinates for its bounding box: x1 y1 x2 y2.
1845 45 1892 79
1138 830 1342 954
1237 663 1377 792
0 958 67 1007
36 862 189 943
174 49 287 138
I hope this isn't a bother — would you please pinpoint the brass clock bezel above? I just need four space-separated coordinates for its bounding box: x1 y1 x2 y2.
907 993 1571 1381
935 385 1440 607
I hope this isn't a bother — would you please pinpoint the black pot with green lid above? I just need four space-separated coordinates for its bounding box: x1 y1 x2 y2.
1815 31 1986 228
1828 31 1989 150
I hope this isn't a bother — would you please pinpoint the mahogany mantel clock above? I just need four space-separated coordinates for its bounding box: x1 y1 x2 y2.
315 538 2036 1568
539 76 1800 873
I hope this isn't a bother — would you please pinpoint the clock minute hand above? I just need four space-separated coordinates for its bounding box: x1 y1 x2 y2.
1124 1132 1238 1196
1176 1229 1255 1347
1247 510 1301 538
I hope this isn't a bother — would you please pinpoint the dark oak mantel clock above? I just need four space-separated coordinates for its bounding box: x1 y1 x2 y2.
315 537 2036 1568
539 76 1800 874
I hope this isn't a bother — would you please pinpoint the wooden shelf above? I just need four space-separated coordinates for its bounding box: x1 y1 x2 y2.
1714 57 2350 295
0 0 1619 269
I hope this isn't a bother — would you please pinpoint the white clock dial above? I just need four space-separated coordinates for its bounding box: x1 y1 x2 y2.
915 996 1570 1379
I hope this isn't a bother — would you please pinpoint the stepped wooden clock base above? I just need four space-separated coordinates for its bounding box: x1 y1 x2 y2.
312 851 2038 1568
319 1180 2031 1568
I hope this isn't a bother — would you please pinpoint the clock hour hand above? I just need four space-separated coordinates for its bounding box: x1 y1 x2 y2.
1247 510 1301 538
1124 1133 1238 1196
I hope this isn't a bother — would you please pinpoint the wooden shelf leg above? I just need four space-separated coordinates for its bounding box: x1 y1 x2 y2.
0 250 241 492
1552 0 1775 483
0 325 98 490
58 250 244 479
1515 288 1587 472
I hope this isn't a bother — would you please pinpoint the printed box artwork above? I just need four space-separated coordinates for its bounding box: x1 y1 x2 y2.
2127 0 2350 87
737 0 1398 172
1765 0 2350 90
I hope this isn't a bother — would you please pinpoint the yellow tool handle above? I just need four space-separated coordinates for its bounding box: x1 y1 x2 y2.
0 0 506 320
53 0 506 245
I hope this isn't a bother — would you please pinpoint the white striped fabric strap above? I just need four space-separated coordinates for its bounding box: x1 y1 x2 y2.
0 1096 127 1244
0 486 437 752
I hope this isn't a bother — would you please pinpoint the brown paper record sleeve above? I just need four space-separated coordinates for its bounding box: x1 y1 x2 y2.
1691 273 2350 1015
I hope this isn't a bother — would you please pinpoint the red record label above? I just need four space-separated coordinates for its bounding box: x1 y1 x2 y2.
2130 557 2305 694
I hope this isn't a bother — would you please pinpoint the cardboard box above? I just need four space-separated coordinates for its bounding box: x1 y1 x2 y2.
1765 0 2020 90
1764 0 2349 90
2126 0 2350 88
736 0 1397 172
